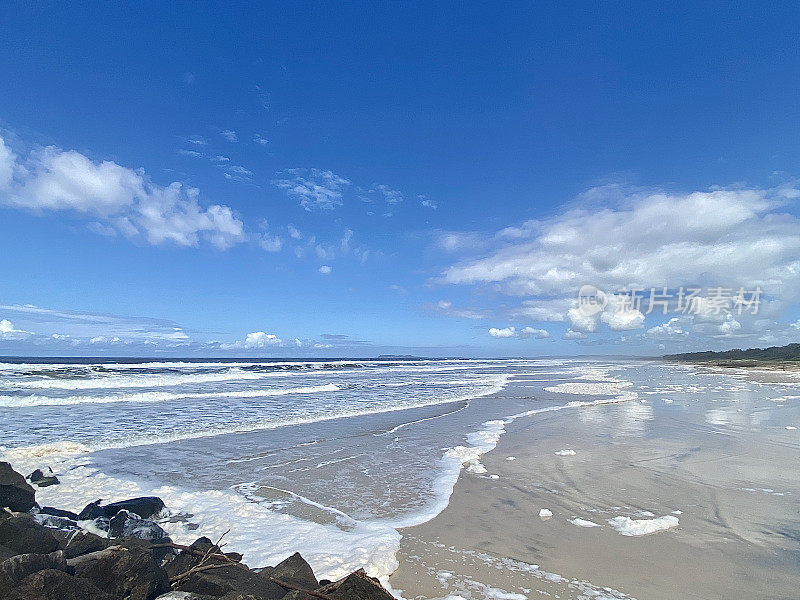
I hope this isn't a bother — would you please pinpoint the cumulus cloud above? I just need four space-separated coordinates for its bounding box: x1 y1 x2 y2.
488 326 550 339
489 326 517 338
519 326 551 339
272 168 350 211
244 331 280 348
318 265 332 274
0 135 245 249
442 184 800 344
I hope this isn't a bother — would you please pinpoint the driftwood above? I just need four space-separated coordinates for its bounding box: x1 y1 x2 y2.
267 576 337 600
168 561 233 583
151 541 239 563
169 529 232 585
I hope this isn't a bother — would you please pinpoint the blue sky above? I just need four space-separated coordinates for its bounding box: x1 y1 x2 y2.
2 2 800 357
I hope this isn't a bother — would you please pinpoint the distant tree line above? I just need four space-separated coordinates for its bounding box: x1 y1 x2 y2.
666 343 800 362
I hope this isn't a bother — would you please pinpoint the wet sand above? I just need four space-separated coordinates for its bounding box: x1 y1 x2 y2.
390 372 800 600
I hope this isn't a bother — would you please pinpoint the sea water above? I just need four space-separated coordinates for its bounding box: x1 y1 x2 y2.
1 357 797 587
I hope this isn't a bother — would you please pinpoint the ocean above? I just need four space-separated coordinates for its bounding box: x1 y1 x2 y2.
1 357 798 594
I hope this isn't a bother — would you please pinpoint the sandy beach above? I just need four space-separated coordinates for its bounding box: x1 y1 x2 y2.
390 366 800 600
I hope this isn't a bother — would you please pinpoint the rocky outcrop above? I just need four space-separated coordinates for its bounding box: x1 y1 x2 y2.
261 552 318 590
0 515 61 555
0 550 66 589
0 462 36 512
102 497 167 520
174 562 288 599
69 545 170 600
0 568 117 600
317 570 395 600
27 469 59 488
0 464 397 600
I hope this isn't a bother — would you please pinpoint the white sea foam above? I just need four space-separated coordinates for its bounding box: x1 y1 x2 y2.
607 515 679 536
569 517 601 528
0 383 341 407
544 381 634 395
554 449 576 456
3 369 288 390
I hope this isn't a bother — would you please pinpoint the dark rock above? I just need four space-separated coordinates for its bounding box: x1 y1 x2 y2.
0 568 116 600
165 537 240 579
155 593 219 600
0 515 60 555
0 462 36 513
77 500 106 521
56 529 111 559
102 496 166 520
174 562 286 600
69 545 170 600
109 510 168 542
33 513 79 531
0 550 66 589
27 469 59 488
39 506 80 520
281 591 318 600
0 545 16 561
263 552 317 589
317 569 394 600
87 517 111 533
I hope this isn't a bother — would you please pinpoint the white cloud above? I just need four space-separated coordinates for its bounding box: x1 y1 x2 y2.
442 184 800 343
187 135 207 145
318 265 332 274
418 194 438 209
601 308 645 331
373 184 404 205
253 134 269 146
0 135 245 249
489 326 516 338
222 165 253 182
519 326 550 339
244 331 280 348
489 325 550 339
221 129 238 142
563 329 587 340
260 234 283 252
272 168 350 211
646 317 689 340
0 319 26 339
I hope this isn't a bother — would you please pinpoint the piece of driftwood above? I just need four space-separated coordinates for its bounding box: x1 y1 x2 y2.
267 576 337 600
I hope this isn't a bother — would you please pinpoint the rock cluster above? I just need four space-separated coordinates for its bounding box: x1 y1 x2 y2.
0 462 394 600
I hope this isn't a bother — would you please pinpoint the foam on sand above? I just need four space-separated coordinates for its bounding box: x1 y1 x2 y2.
569 517 601 528
554 449 576 456
607 515 679 536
